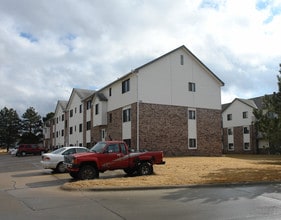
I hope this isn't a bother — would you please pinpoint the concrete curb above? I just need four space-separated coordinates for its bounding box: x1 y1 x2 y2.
60 180 281 192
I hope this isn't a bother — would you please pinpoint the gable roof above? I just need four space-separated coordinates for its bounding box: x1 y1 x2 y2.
54 100 68 115
222 94 273 113
222 98 258 113
74 88 95 99
97 45 224 92
135 45 225 86
66 88 95 110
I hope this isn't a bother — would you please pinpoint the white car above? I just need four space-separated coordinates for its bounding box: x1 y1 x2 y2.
8 146 18 156
41 146 89 173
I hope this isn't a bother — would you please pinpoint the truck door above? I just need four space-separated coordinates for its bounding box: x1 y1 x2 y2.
99 144 120 170
101 143 128 170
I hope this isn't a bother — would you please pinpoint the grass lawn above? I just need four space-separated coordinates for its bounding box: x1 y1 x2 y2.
63 155 281 190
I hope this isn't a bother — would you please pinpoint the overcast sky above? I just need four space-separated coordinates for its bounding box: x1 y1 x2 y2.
1 0 281 117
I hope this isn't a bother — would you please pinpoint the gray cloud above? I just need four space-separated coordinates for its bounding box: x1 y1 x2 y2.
0 0 281 116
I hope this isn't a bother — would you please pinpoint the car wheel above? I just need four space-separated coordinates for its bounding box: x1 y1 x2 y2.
56 162 66 173
78 165 99 180
21 151 26 156
138 162 153 176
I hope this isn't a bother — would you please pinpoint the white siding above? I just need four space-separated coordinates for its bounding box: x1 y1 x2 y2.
93 98 108 126
122 106 131 140
105 75 138 112
137 48 222 110
68 94 84 146
54 105 65 147
223 100 255 128
86 108 91 144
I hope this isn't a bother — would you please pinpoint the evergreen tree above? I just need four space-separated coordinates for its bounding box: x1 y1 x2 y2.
20 107 43 144
254 64 281 153
0 107 21 151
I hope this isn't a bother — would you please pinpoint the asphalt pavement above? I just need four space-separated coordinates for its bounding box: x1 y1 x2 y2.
1 153 281 220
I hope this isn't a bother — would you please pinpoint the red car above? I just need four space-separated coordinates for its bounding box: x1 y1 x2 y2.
16 144 47 156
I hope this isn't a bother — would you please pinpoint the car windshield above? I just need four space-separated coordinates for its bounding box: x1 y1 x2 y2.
51 147 67 154
90 142 106 153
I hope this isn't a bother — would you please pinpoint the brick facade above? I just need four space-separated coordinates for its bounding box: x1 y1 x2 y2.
222 125 257 154
138 103 222 156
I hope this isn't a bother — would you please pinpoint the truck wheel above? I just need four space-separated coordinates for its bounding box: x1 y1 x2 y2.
69 172 78 179
78 165 99 180
138 162 153 176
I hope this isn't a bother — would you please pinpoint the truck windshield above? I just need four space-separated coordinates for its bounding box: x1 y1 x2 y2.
90 142 106 153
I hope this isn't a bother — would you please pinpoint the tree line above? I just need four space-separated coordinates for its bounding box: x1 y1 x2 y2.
254 65 281 153
0 106 54 151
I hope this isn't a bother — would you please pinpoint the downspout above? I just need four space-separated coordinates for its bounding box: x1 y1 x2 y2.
136 71 140 151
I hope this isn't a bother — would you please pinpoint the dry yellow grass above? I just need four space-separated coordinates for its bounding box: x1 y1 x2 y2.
63 155 281 190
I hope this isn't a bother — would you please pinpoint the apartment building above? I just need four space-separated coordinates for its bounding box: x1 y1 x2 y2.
45 45 224 156
222 96 269 154
65 88 95 147
88 45 224 156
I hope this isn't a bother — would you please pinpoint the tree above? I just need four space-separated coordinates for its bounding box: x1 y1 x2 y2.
0 107 21 151
43 112 55 123
20 107 43 144
254 64 281 153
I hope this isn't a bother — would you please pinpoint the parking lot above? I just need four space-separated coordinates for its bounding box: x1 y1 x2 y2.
2 153 281 220
0 154 70 190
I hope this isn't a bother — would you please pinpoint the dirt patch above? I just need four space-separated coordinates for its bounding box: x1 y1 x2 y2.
63 155 281 190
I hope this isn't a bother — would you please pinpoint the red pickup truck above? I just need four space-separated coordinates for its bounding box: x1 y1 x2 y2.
64 141 165 180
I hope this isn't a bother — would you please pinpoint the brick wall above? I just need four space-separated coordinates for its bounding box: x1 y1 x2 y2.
138 103 222 156
196 108 222 156
106 108 122 141
223 125 257 154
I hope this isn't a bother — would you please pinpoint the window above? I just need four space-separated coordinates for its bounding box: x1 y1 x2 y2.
56 117 58 124
228 143 234 151
95 104 99 115
107 144 120 153
243 111 248 118
188 110 196 120
79 104 82 113
79 123 82 133
70 127 73 135
70 109 73 117
227 114 232 121
86 100 92 110
120 143 128 155
123 108 131 122
62 114 64 121
56 131 58 137
86 121 91 130
180 55 184 65
61 129 64 137
228 128 233 135
188 82 196 92
122 79 130 93
244 142 250 150
109 88 112 96
243 127 249 134
189 138 197 149
75 107 77 114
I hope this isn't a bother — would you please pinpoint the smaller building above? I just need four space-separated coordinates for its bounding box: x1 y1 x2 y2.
222 96 269 154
